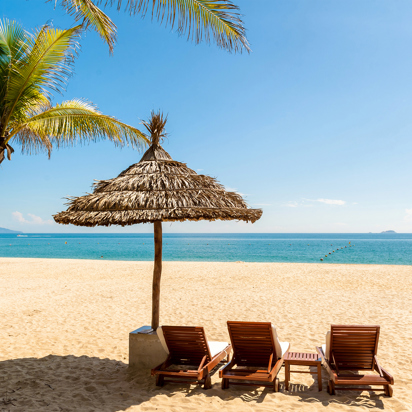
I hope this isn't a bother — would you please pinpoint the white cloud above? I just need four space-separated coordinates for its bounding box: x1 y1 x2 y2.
405 208 412 222
197 169 203 172
285 201 298 208
12 211 54 225
12 211 26 223
316 198 346 206
284 198 347 208
28 214 46 224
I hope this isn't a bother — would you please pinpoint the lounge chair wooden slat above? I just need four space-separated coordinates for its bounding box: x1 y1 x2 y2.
156 370 199 376
222 371 277 381
151 326 231 389
316 325 394 397
330 375 389 383
219 321 289 392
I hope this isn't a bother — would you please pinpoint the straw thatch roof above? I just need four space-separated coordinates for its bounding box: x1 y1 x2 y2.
53 114 262 227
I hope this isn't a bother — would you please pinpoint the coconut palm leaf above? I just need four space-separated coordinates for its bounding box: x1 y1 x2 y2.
0 20 147 165
9 126 52 157
0 19 29 125
0 18 27 67
142 0 250 52
54 0 249 53
9 99 149 151
3 24 82 129
59 0 117 53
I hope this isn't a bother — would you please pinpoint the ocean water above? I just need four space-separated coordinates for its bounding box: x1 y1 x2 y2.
0 233 411 265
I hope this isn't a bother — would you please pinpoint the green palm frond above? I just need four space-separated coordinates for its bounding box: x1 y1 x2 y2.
142 0 250 53
60 0 249 53
0 19 147 165
0 18 28 67
10 124 53 157
10 99 149 151
2 24 82 135
59 0 117 53
0 19 29 129
6 90 51 133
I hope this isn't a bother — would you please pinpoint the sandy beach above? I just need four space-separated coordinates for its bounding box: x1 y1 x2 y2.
1 258 411 411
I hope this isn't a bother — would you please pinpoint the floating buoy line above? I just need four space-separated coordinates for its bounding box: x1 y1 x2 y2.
321 242 354 261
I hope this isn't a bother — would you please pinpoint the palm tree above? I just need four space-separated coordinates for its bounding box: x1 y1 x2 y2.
54 0 249 54
0 19 148 164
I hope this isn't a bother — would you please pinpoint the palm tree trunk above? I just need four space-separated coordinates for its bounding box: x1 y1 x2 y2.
151 220 162 330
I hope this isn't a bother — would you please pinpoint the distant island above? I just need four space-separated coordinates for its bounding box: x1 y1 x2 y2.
0 227 22 234
381 230 396 233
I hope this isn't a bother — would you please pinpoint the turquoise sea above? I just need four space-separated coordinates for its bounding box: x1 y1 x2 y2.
0 233 411 265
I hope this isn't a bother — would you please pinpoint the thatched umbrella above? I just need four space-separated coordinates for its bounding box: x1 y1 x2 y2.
54 112 262 330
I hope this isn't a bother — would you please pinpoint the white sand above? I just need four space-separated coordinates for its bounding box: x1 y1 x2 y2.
1 258 411 411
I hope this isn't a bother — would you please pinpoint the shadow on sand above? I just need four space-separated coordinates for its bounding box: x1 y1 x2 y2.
282 381 385 410
277 365 386 409
1 356 385 411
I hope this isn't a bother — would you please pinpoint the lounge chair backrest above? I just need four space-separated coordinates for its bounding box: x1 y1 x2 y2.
227 321 276 366
330 325 380 370
161 326 212 365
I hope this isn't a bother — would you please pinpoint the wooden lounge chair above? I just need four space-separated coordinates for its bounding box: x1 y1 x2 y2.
151 326 232 389
316 325 394 397
219 321 290 391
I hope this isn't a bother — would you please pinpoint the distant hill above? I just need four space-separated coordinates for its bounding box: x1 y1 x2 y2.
0 227 22 234
381 230 396 233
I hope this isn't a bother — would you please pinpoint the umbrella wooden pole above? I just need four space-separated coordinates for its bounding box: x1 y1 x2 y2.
151 220 162 330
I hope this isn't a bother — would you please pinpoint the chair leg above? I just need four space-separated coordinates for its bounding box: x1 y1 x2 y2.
327 380 335 395
155 374 164 387
317 363 322 391
329 380 336 395
273 378 279 392
222 378 229 389
285 362 290 391
384 384 393 397
203 374 212 390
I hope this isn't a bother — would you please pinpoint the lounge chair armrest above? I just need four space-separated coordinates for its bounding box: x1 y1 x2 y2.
316 346 336 382
197 355 207 373
269 356 284 381
216 344 232 361
331 351 340 375
267 353 274 373
374 355 383 377
380 366 394 385
374 357 394 384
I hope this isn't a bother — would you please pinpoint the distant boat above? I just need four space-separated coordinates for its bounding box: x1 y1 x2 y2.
17 234 28 237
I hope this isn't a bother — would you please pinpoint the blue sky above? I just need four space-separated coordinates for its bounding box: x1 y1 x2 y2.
1 0 412 233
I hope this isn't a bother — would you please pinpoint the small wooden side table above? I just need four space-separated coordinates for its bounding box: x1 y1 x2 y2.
284 352 322 391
